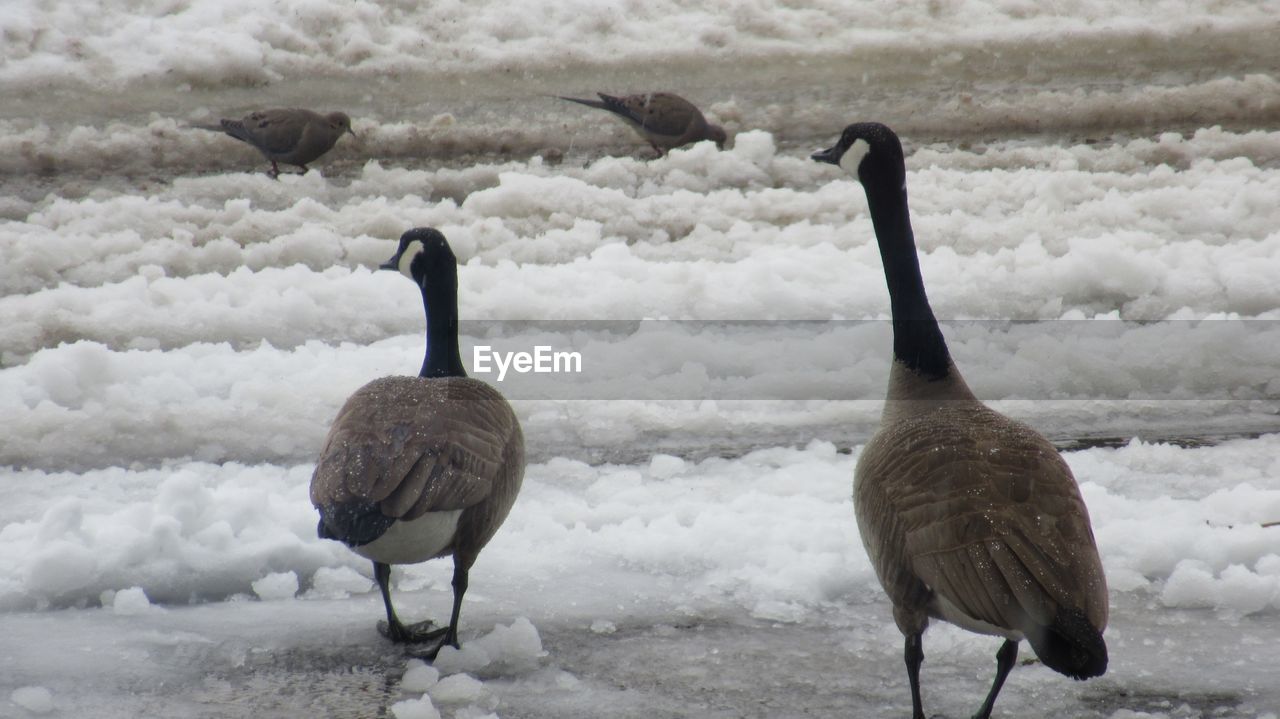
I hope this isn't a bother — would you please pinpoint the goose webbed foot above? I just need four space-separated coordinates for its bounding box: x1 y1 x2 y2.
408 626 460 661
377 618 445 644
377 619 459 661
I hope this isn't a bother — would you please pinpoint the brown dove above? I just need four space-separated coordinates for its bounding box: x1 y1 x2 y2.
200 109 355 177
560 92 727 156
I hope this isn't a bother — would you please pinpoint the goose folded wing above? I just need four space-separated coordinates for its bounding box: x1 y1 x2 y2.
899 449 1093 632
311 393 512 520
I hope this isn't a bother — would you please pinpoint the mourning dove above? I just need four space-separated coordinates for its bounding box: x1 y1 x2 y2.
199 109 356 177
560 92 727 156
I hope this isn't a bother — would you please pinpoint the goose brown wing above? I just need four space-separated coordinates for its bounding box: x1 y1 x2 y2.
883 411 1107 633
310 376 519 521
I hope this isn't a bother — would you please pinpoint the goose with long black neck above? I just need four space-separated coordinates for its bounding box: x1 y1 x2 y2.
310 227 525 660
813 123 1108 719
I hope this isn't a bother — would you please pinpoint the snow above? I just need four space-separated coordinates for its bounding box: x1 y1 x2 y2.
3 1 1280 717
429 673 489 705
391 695 441 719
108 587 161 616
2 0 1274 92
433 617 545 676
250 571 300 601
402 660 441 692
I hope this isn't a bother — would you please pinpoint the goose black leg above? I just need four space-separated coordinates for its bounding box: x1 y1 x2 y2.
972 639 1019 719
373 561 440 644
268 160 280 179
905 632 925 719
415 560 469 660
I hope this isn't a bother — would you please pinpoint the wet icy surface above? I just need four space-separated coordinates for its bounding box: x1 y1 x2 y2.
2 576 1278 717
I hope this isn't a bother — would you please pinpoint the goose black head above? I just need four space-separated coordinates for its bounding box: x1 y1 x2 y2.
380 227 457 288
811 122 905 189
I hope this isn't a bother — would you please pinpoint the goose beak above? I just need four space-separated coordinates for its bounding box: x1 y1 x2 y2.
379 252 401 271
811 146 841 165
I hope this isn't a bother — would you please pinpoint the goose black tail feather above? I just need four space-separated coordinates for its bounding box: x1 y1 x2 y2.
1028 607 1108 680
316 501 396 548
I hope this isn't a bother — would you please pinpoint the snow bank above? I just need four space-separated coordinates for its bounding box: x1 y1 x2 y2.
7 130 1278 321
4 437 1278 617
3 130 1277 472
2 1 1273 90
0 463 345 610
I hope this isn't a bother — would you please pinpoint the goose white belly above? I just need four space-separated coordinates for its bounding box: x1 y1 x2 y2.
352 510 463 565
932 592 1025 642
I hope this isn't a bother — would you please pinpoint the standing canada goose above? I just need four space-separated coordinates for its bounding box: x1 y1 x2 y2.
198 108 356 178
559 92 727 156
812 123 1108 718
310 228 525 658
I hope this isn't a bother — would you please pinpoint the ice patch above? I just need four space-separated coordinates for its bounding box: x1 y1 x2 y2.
751 599 807 624
428 673 487 704
251 571 299 601
647 454 686 479
432 617 545 675
9 686 54 714
401 659 441 693
110 587 160 616
306 566 373 599
390 695 440 719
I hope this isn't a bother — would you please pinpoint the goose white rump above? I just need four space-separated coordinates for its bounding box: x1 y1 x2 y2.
352 510 464 566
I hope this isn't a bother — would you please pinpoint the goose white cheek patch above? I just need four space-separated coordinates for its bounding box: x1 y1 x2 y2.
398 240 424 279
839 138 871 177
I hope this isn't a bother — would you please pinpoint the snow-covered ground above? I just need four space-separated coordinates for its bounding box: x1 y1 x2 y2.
3 1 1280 717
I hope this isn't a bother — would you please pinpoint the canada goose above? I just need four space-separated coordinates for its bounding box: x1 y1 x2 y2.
198 108 356 177
559 92 727 155
310 228 525 658
812 123 1108 718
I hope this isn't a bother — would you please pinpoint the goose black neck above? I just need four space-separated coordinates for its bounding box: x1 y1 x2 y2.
420 279 467 379
864 179 952 380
